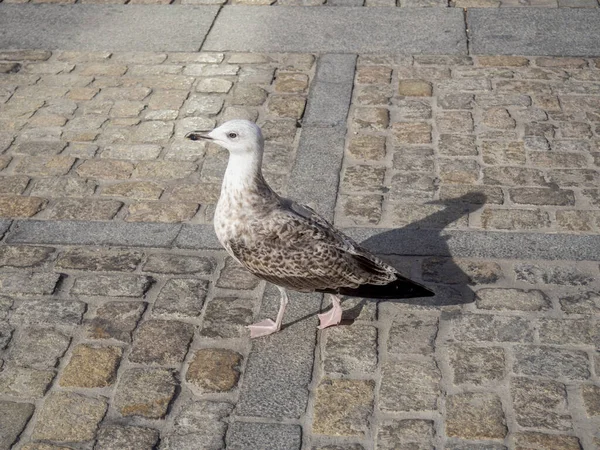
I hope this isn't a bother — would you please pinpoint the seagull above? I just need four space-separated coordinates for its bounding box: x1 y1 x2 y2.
186 120 434 338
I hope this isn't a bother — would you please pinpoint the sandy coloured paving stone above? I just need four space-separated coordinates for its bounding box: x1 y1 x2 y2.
60 345 123 388
379 359 441 412
32 392 107 442
446 392 507 440
0 196 47 218
114 368 177 419
513 432 581 450
186 348 242 393
312 378 374 436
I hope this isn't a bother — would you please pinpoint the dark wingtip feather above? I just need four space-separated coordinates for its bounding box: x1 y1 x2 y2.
321 275 435 299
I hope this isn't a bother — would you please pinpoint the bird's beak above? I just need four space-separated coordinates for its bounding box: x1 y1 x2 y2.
185 131 213 141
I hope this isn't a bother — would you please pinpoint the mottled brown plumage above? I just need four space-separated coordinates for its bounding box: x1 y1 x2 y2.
186 120 433 338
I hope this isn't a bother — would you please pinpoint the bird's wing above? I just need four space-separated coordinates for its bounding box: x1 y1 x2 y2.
225 199 397 292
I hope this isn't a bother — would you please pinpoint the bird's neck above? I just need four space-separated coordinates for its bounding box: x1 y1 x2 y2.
222 148 266 194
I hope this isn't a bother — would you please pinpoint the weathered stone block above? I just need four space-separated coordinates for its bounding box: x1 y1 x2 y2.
0 401 35 450
323 325 377 375
46 198 123 221
515 264 594 286
86 301 146 342
32 392 107 442
60 345 122 388
514 346 590 380
446 393 507 440
513 432 581 450
449 345 505 386
538 318 599 347
129 320 194 366
312 378 374 437
380 359 440 413
200 297 254 339
217 257 260 290
8 327 70 369
95 425 159 450
0 245 54 268
186 348 242 393
377 419 434 450
476 288 551 311
163 401 232 450
388 314 438 356
0 272 60 296
114 368 177 419
481 209 550 230
512 377 571 431
0 366 54 398
72 274 153 297
447 314 533 343
10 299 85 326
559 291 600 315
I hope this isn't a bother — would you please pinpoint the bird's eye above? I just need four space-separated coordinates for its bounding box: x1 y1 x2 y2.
228 132 238 139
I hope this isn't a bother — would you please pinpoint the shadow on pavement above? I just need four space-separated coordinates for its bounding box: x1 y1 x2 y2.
286 193 487 328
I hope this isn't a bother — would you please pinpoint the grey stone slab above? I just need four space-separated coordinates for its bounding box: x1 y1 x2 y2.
203 7 467 54
470 9 600 57
6 220 181 247
174 224 222 249
226 422 302 450
304 54 356 128
0 5 219 51
235 285 319 419
347 228 600 261
288 126 346 221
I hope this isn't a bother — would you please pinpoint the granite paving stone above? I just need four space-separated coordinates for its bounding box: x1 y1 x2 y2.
446 392 507 440
377 419 435 450
86 301 146 342
0 366 55 398
32 392 107 442
312 378 375 437
59 344 122 388
114 368 178 419
379 359 441 412
129 320 194 365
162 401 233 450
511 376 572 431
323 324 377 374
153 278 208 318
8 327 70 369
0 401 35 450
95 425 159 450
185 348 242 394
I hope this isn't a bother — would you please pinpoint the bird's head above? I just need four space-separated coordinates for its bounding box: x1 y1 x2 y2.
186 119 264 155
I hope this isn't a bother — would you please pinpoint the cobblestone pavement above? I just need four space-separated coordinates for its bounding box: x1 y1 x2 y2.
1 50 600 450
0 0 598 7
0 50 313 224
339 55 600 233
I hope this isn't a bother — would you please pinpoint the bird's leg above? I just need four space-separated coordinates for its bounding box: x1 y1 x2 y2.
318 294 343 330
247 286 289 338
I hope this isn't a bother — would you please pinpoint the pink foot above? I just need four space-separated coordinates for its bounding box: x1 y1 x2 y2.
318 297 342 329
247 319 280 338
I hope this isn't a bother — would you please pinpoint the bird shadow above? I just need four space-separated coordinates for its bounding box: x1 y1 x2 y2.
281 192 487 329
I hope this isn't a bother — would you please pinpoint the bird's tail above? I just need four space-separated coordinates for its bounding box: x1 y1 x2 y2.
320 274 435 299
